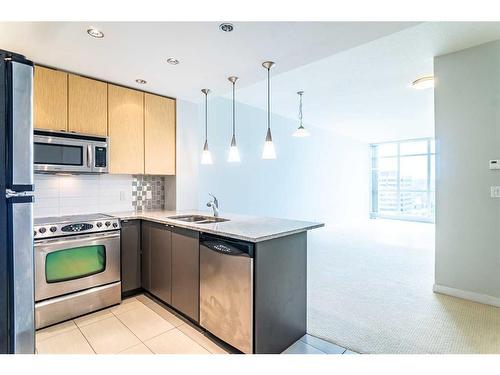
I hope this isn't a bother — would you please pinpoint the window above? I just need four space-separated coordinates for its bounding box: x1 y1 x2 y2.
370 138 435 222
45 245 106 283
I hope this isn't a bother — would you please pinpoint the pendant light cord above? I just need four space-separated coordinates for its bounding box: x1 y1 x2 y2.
232 81 236 137
204 91 208 142
267 67 271 131
299 92 303 127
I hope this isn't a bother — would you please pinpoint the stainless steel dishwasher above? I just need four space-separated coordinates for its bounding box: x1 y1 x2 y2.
199 234 254 354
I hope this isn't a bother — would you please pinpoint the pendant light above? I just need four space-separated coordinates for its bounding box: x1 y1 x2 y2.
292 91 310 137
201 89 213 165
261 61 276 159
227 76 240 162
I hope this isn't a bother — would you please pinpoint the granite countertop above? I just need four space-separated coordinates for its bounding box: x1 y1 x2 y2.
108 209 324 243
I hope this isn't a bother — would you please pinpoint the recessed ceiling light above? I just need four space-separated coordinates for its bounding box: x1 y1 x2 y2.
87 27 104 39
135 79 147 84
166 58 179 65
411 76 434 90
219 23 234 32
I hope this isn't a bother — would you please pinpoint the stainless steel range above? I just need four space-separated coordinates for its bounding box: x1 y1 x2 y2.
34 214 121 329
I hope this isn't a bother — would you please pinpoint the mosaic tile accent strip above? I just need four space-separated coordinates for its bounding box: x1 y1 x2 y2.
132 175 165 211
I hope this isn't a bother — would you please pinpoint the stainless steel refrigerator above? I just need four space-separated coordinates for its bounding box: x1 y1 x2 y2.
0 49 35 354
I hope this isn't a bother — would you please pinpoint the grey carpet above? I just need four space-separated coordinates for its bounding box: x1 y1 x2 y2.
306 221 500 354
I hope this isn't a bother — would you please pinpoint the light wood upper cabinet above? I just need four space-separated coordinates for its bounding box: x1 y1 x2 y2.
108 84 144 174
68 74 107 136
34 66 68 131
144 93 176 175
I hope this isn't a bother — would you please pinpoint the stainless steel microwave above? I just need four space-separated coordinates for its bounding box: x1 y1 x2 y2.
34 130 109 174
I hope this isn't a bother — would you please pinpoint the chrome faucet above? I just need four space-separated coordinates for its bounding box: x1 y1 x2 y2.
206 193 219 217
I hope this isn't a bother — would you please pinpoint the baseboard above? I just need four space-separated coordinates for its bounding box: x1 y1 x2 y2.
433 284 500 308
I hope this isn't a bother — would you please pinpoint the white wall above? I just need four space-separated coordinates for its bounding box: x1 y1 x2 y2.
434 40 500 303
175 99 200 210
197 97 369 225
33 174 133 218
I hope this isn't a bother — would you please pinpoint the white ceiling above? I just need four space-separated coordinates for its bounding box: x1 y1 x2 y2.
230 22 500 142
0 22 416 101
1 21 500 143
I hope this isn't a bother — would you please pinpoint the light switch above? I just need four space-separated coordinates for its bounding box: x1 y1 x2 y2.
491 186 500 198
490 160 500 170
119 191 125 201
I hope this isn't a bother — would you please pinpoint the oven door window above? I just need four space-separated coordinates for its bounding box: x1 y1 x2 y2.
34 142 83 166
45 245 106 283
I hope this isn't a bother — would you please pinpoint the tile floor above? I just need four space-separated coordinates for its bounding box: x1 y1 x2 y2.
35 293 358 355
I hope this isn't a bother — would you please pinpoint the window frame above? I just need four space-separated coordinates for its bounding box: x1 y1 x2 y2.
369 137 435 223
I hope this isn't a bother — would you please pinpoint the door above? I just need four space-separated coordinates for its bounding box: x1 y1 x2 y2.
200 239 253 354
171 228 199 322
108 84 144 174
5 59 35 354
33 65 68 131
141 221 151 292
144 93 176 175
120 220 141 294
8 197 34 354
149 223 172 304
35 232 120 301
68 74 107 136
33 132 91 173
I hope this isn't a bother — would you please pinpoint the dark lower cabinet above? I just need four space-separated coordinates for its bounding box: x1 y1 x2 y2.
120 220 141 294
171 227 199 322
149 222 172 304
254 232 307 354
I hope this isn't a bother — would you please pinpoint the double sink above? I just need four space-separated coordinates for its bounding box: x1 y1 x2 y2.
167 215 229 224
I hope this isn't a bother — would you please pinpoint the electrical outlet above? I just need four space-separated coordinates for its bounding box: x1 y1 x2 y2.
490 160 500 170
146 191 152 200
491 186 500 198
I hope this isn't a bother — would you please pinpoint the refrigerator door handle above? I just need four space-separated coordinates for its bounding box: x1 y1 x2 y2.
5 189 34 199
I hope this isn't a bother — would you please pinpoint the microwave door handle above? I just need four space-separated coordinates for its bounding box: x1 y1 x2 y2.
87 145 92 168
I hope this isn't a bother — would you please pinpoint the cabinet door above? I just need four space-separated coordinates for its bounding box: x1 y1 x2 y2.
34 66 68 131
150 223 172 304
108 84 144 174
144 94 176 175
171 228 199 322
120 220 141 295
141 221 151 292
68 74 107 136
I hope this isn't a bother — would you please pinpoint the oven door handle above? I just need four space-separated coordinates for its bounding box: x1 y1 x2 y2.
35 231 120 248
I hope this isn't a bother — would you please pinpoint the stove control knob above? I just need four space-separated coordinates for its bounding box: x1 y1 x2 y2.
96 222 103 228
50 226 57 233
105 221 111 227
112 222 118 228
39 227 46 234
33 230 37 237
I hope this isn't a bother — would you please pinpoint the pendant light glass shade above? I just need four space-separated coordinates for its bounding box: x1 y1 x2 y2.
262 128 276 159
227 76 240 162
292 126 310 137
228 134 240 162
201 140 213 164
292 91 310 137
201 89 213 165
261 61 276 160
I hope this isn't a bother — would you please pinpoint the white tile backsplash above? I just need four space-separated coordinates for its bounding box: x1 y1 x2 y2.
34 174 134 218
